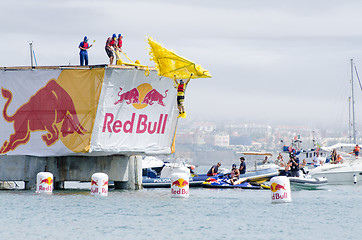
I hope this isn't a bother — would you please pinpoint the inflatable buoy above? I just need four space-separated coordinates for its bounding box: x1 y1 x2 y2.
91 173 108 196
36 172 53 194
270 176 291 203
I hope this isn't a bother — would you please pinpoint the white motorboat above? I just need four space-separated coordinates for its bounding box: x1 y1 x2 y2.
308 159 362 185
288 175 328 190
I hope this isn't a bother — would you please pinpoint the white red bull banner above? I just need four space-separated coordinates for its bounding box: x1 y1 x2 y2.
91 69 178 155
0 67 178 156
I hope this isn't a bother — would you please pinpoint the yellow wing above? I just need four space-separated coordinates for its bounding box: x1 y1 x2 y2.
148 37 212 79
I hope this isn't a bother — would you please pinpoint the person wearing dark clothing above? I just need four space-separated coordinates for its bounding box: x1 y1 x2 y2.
105 35 116 65
239 157 246 174
289 156 300 177
207 162 221 176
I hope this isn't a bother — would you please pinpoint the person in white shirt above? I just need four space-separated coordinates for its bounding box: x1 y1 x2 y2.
313 152 322 167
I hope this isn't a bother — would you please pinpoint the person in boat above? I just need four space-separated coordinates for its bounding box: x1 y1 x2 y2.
262 156 270 164
288 156 300 177
239 157 246 174
78 36 93 66
207 162 221 176
300 159 307 175
354 144 360 159
173 74 192 115
330 149 337 164
275 153 285 167
289 148 296 159
229 164 240 185
312 152 322 167
282 163 291 176
336 154 343 164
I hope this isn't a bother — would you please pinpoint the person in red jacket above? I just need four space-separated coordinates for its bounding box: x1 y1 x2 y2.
354 144 360 159
117 34 123 52
79 36 93 66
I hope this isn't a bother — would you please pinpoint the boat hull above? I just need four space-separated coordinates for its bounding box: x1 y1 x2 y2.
142 174 210 188
288 176 328 190
309 163 362 185
202 180 261 189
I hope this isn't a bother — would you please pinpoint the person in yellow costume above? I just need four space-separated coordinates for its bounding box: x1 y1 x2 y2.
173 74 192 117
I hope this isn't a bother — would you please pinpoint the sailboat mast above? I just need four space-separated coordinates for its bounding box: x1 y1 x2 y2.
349 96 352 143
351 59 357 144
29 41 34 68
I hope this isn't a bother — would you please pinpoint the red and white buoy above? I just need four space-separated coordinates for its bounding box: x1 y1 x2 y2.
36 172 53 194
171 170 189 198
91 173 108 196
270 176 291 203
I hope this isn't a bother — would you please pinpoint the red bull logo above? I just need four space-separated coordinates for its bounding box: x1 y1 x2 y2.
270 182 286 192
172 178 189 188
0 79 87 154
91 180 98 186
171 178 189 195
104 83 170 135
102 113 168 134
114 83 168 109
40 177 53 185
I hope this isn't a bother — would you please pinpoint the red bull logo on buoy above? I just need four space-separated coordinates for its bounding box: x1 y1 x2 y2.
270 182 286 192
36 172 53 194
171 178 189 195
91 173 108 196
40 177 53 185
171 178 188 188
270 176 291 203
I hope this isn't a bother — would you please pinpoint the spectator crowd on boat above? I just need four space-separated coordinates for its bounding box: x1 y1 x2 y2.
208 143 361 181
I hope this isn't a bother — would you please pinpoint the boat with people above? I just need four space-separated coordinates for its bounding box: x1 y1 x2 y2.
142 173 218 188
238 151 284 172
308 59 362 184
202 177 265 189
201 168 279 189
142 157 218 188
142 156 280 188
308 159 362 185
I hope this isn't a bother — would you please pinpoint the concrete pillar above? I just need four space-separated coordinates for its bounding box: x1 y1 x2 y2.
114 155 142 190
54 181 65 190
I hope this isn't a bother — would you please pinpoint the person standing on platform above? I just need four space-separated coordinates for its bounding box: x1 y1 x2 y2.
105 35 116 65
79 36 93 66
117 34 123 52
114 34 123 64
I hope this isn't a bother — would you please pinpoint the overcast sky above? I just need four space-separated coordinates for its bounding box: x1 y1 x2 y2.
1 0 362 132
